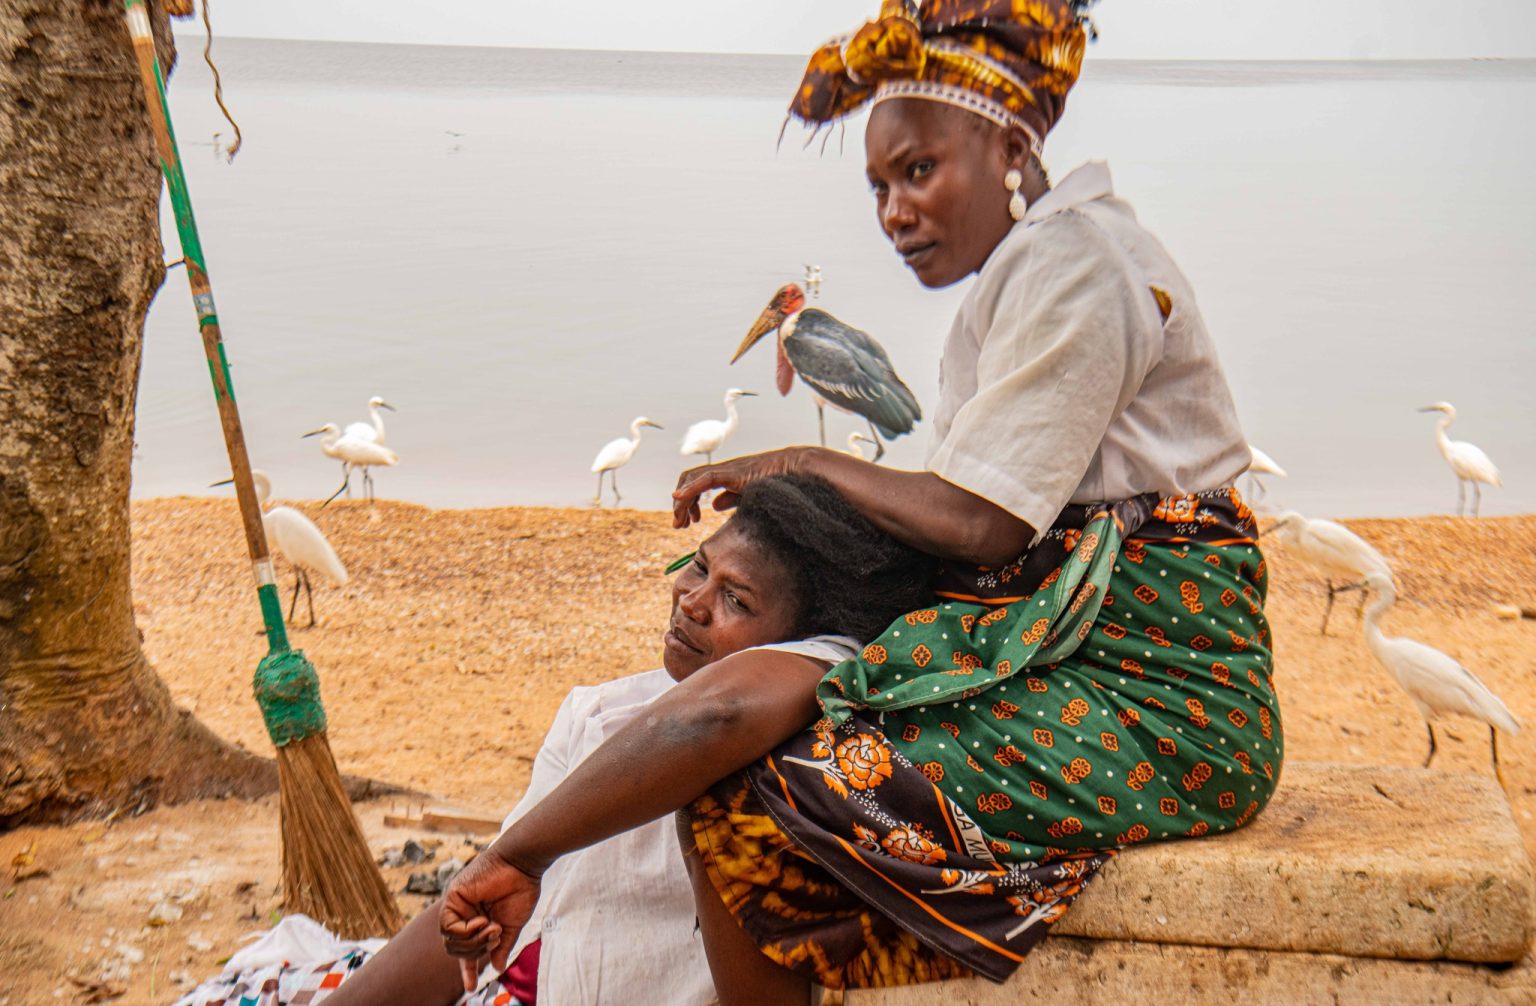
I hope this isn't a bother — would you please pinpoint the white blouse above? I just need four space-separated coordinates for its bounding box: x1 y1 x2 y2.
495 636 858 1005
925 161 1249 537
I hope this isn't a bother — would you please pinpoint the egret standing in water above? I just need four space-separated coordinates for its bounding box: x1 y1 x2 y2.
734 283 921 460
803 263 823 299
1419 402 1501 517
681 389 755 466
1360 572 1519 785
304 422 399 505
591 417 662 506
213 469 348 627
344 395 395 446
1265 510 1393 636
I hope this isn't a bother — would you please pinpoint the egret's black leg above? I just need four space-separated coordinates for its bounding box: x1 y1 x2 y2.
322 469 351 509
1320 580 1338 636
594 471 605 507
1473 482 1482 518
364 468 375 503
612 470 622 505
1456 479 1465 517
1491 726 1505 787
287 570 302 623
303 570 316 628
1424 722 1438 768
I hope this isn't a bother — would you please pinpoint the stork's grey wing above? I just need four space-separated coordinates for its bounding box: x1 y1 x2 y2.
786 310 922 440
798 309 896 367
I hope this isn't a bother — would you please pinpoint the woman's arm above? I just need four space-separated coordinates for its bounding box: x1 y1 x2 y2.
672 446 1035 567
439 648 832 984
324 898 464 1006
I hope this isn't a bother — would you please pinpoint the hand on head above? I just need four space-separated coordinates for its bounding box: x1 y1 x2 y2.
671 447 812 528
439 847 543 993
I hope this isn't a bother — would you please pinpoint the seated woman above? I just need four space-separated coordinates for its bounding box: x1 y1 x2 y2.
179 474 934 1006
439 2 1282 1003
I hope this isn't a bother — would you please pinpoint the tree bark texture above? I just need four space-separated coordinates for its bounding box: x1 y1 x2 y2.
0 0 273 827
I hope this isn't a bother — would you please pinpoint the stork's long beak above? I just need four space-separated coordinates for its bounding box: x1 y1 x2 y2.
732 303 786 364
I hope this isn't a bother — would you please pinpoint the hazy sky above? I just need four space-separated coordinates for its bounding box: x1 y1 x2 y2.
192 0 1536 59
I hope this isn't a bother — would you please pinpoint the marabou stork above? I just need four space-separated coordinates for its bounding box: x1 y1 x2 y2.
733 283 920 461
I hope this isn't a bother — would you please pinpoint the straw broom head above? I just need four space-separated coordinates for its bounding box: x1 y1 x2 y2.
257 650 403 938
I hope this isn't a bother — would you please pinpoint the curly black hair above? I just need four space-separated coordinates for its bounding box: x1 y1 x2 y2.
727 474 935 643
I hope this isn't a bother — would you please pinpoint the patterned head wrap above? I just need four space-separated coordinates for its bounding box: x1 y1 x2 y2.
790 0 1096 150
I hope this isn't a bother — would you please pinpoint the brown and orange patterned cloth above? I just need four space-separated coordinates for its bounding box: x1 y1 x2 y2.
791 0 1097 147
689 489 1283 987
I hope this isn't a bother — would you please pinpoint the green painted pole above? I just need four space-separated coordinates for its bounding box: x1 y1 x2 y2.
123 0 327 742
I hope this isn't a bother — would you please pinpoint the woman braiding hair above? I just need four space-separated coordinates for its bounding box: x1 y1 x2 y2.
440 1 1282 1001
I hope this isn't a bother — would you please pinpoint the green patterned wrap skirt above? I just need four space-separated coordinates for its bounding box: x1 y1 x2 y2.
692 489 1282 986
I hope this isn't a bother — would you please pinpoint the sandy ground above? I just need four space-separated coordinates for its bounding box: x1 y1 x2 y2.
2 499 1534 1005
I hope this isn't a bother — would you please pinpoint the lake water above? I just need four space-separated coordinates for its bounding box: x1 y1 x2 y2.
136 40 1536 518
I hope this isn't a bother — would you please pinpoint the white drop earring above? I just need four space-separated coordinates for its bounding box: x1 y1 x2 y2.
1004 168 1026 222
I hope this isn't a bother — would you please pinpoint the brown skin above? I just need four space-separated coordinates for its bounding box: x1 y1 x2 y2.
674 100 1049 568
425 101 1056 1004
325 522 808 1006
663 524 800 681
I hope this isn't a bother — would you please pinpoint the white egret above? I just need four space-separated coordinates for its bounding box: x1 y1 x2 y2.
1265 511 1393 635
1242 444 1287 504
1361 571 1519 784
843 431 878 459
803 263 823 299
343 395 396 446
213 470 348 627
1419 402 1501 516
303 422 399 505
681 389 756 466
591 417 662 506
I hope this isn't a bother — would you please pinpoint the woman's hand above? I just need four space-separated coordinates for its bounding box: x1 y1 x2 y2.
672 447 818 527
439 847 542 993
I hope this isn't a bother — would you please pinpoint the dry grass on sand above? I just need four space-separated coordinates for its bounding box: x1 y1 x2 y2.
2 500 1534 1004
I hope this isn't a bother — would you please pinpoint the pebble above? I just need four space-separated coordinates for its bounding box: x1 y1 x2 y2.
148 901 183 926
187 932 213 953
402 839 431 864
404 872 439 895
435 858 464 889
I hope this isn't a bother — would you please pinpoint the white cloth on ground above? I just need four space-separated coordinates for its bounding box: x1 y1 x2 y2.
925 160 1249 539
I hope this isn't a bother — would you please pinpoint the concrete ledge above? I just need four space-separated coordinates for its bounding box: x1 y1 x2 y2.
848 939 1536 1006
1052 762 1534 963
